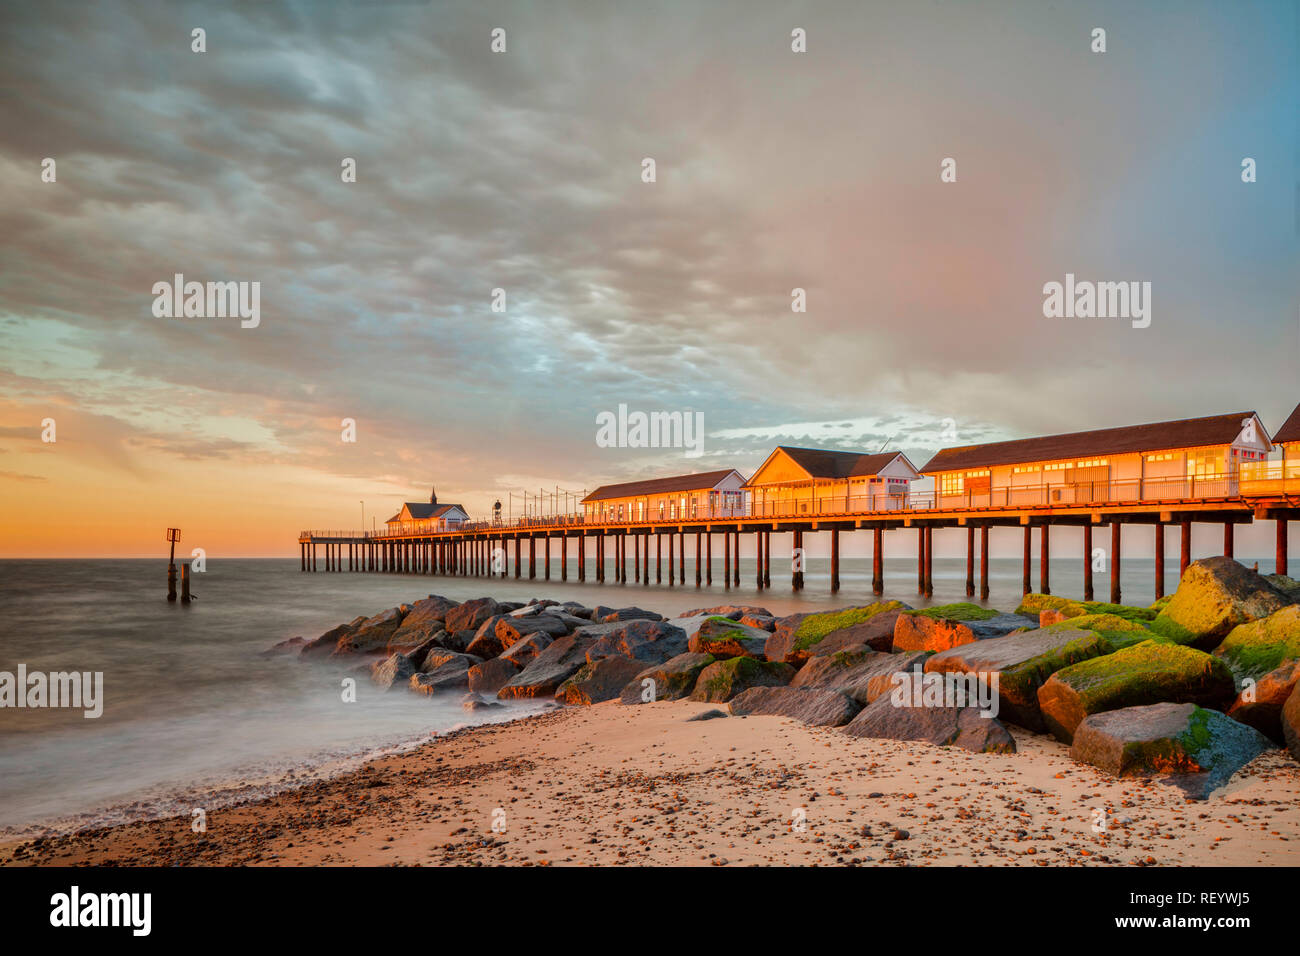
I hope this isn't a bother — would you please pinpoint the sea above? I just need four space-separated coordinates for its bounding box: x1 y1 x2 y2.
0 554 1262 833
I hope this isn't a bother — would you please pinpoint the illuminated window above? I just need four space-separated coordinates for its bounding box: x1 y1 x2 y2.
1187 450 1224 477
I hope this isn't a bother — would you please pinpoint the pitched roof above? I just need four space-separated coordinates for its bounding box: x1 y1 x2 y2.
747 446 909 484
388 502 466 522
582 469 741 503
919 412 1259 473
1274 403 1300 445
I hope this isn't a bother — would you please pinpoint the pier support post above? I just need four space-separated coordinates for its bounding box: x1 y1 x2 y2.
916 527 925 594
830 528 840 593
1022 526 1031 595
764 531 771 588
924 526 933 598
696 532 702 587
1083 524 1094 602
666 532 673 585
656 533 662 584
1040 524 1050 595
1110 522 1122 604
544 536 550 580
621 534 628 584
528 536 535 579
1154 523 1165 600
680 531 687 586
755 530 763 590
980 524 990 601
1180 520 1191 579
792 529 803 591
577 534 585 581
872 527 883 595
634 533 639 583
723 531 730 589
706 532 713 585
733 531 740 587
1278 518 1289 576
644 531 650 585
181 563 191 604
1223 522 1234 559
965 527 975 597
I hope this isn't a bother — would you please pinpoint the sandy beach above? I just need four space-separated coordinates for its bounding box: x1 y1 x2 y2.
5 699 1298 867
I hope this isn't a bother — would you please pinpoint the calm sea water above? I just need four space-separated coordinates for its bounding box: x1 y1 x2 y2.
0 554 1264 832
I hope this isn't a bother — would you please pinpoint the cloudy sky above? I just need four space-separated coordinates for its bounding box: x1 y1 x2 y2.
1 0 1296 557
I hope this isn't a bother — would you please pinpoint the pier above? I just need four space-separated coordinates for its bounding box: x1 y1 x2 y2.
299 472 1299 602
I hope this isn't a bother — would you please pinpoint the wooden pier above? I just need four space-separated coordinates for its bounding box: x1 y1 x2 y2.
299 483 1298 601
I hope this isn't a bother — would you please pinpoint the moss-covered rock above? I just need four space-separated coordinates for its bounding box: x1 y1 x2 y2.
893 607 1037 653
688 656 795 702
687 616 769 659
1153 556 1293 649
905 602 999 622
791 645 930 705
925 627 1114 732
1212 606 1300 683
764 603 907 664
1044 613 1153 650
1070 702 1276 799
1036 640 1236 743
619 652 715 704
1015 593 1157 623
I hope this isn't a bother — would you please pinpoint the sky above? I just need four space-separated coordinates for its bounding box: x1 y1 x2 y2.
0 0 1297 558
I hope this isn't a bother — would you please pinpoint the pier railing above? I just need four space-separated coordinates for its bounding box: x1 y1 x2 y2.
299 466 1300 541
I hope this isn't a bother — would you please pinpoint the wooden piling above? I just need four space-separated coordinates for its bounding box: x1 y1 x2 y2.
723 531 730 589
680 531 687 586
695 532 702 587
1040 523 1050 595
763 531 771 588
830 528 840 593
1278 518 1289 576
1022 526 1031 595
979 524 990 601
706 532 713 586
1110 521 1122 604
180 563 192 603
916 527 925 594
1180 520 1191 578
1153 523 1165 600
965 526 974 597
872 527 883 595
1083 523 1094 601
924 526 933 597
656 533 662 584
1223 522 1234 558
756 529 764 590
793 529 804 590
733 531 740 587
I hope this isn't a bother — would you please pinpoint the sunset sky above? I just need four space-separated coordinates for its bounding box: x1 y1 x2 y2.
1 0 1297 558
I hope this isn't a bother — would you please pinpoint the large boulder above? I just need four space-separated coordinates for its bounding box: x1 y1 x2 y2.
924 627 1115 732
680 605 773 620
441 629 478 653
370 652 415 690
333 607 406 654
765 603 908 664
409 655 475 694
444 598 504 635
1070 702 1276 799
417 648 483 673
299 617 366 657
892 604 1037 653
500 632 556 667
498 635 598 699
1037 641 1235 744
807 607 909 656
1226 659 1300 744
1043 614 1155 651
468 657 523 695
619 652 716 704
496 613 573 648
388 595 458 646
790 646 930 706
585 619 690 665
842 693 1016 753
1152 556 1293 648
1283 685 1300 762
592 605 663 624
687 617 769 659
727 686 861 726
1015 593 1157 624
555 657 646 705
689 657 796 703
1212 606 1300 683
464 614 513 659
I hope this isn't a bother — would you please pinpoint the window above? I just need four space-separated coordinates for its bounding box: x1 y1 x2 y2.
1146 453 1174 462
1013 465 1041 474
1187 449 1224 478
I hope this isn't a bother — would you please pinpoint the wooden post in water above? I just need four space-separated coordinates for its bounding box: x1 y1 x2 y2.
180 562 192 604
1022 525 1031 595
656 533 662 584
755 530 763 590
695 532 702 587
1110 521 1122 604
792 529 804 590
679 531 686 585
965 526 975 597
706 532 713 586
916 527 925 595
723 531 730 589
1039 524 1050 595
733 531 740 587
166 528 181 601
830 528 840 593
979 524 990 601
763 531 771 588
1278 518 1289 576
1153 523 1165 600
1180 520 1191 579
1223 522 1234 558
1083 523 1094 601
872 527 883 595
924 526 934 597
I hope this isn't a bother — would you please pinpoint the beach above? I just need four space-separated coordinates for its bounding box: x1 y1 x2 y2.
5 698 1298 867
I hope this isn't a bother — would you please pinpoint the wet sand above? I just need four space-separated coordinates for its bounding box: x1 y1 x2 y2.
3 700 1298 867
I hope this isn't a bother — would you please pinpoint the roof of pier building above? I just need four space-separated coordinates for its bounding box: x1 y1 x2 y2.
919 411 1269 474
743 447 921 486
1273 403 1300 445
385 502 467 523
582 469 745 503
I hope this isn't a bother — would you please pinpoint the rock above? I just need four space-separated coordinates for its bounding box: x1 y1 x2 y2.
1070 702 1276 799
1283 684 1300 762
1043 614 1154 650
496 613 573 648
498 634 598 699
1265 574 1300 600
300 617 366 657
1037 641 1236 744
687 709 728 722
262 636 307 656
688 657 796 702
333 608 406 655
498 601 526 613
500 632 556 667
806 608 908 656
439 629 476 653
739 614 776 632
892 604 1037 654
585 619 690 665
1039 609 1069 627
765 603 909 664
680 605 773 620
409 656 474 694
924 627 1115 732
468 657 523 695
592 605 663 623
444 597 503 634
619 653 717 704
555 657 646 705
1152 556 1293 648
727 686 861 726
1213 606 1300 683
461 692 504 713
1015 593 1157 623
842 694 1016 753
791 646 930 706
417 648 483 673
464 614 512 659
1226 659 1300 744
388 595 458 645
370 652 415 690
687 617 769 659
